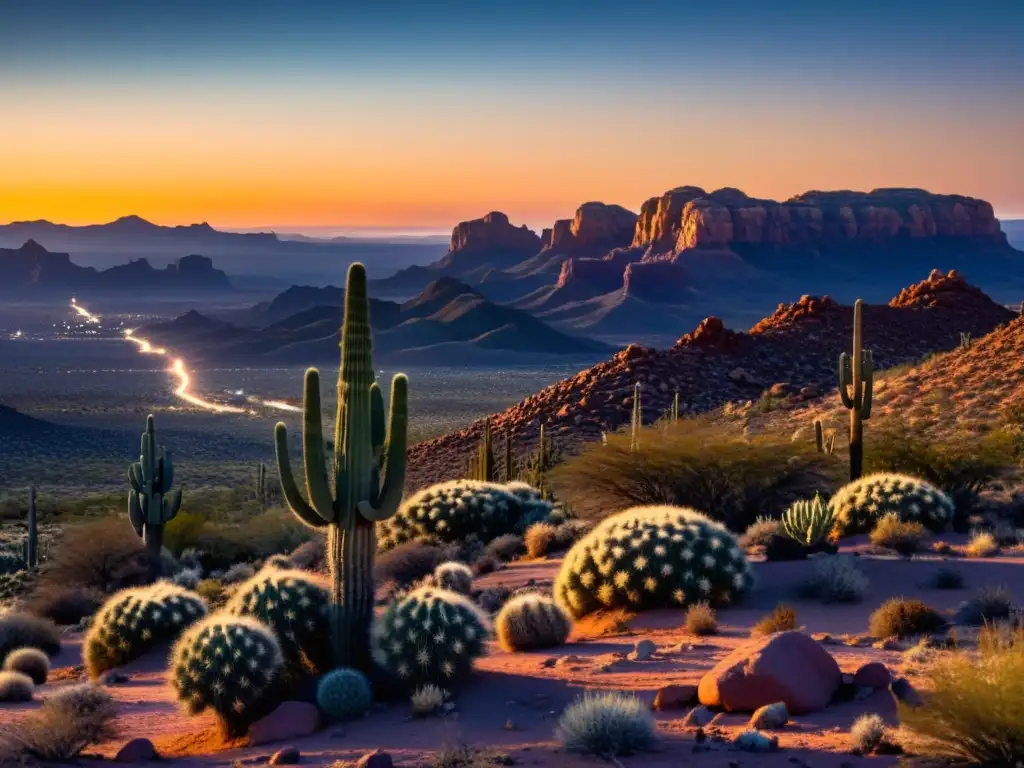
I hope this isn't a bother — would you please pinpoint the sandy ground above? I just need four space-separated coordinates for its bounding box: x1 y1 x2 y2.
4 540 1020 767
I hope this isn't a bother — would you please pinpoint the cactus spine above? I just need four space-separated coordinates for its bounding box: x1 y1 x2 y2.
23 486 38 569
814 419 836 455
838 299 873 481
128 414 181 569
274 263 408 671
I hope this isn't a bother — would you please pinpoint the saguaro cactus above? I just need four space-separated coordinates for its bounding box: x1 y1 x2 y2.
838 299 873 481
274 262 408 671
630 382 642 452
255 462 267 509
128 414 181 568
23 486 38 569
504 434 515 482
814 419 836 455
470 418 497 481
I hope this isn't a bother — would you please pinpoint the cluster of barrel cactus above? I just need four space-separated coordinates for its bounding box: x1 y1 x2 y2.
781 494 834 547
379 480 551 550
495 593 572 652
224 566 331 674
170 615 284 737
85 581 208 678
371 586 490 690
830 473 953 536
554 505 754 619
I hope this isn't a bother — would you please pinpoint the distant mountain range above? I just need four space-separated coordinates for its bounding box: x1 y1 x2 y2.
0 240 231 295
141 277 613 365
372 189 1024 346
1004 219 1024 250
0 215 445 282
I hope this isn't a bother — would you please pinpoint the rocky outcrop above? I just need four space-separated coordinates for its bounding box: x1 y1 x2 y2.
889 268 994 310
631 186 707 250
542 203 637 256
441 212 541 268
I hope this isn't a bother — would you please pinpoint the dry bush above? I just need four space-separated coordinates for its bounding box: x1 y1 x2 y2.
194 509 315 571
0 683 119 762
684 601 718 636
484 534 525 561
34 517 150 595
869 598 946 639
965 530 1000 558
956 586 1014 626
798 555 869 603
375 540 445 587
410 684 447 717
870 514 928 556
162 511 207 555
928 566 964 590
551 416 834 531
524 522 557 559
751 603 798 637
741 517 782 548
24 584 102 625
0 612 61 664
849 713 887 755
899 624 1024 764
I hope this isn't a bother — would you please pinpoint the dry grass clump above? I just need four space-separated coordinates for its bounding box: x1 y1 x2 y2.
899 624 1024 764
2 647 49 684
849 713 887 755
684 601 718 636
0 683 119 762
869 598 946 639
799 555 869 603
870 514 928 556
751 603 798 637
741 517 782 548
524 522 557 559
964 530 1000 558
557 692 659 757
410 684 447 717
484 534 525 562
374 540 445 587
956 586 1014 627
33 517 151 595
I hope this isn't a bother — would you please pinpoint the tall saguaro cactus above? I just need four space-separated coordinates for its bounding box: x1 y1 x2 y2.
274 263 408 671
838 299 873 481
23 485 38 569
128 414 181 570
630 382 642 452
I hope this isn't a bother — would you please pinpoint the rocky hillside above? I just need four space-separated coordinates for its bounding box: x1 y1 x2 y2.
405 270 1017 489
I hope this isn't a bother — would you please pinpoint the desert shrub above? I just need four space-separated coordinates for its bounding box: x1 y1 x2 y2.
221 562 257 584
380 480 550 550
289 538 325 570
741 517 782 548
965 530 1000 558
558 691 658 757
955 586 1014 626
375 540 446 586
850 713 887 755
430 562 474 595
780 494 834 547
866 422 1016 530
172 566 203 589
484 534 524 561
223 567 330 674
316 668 372 721
831 473 954 536
684 601 718 636
410 683 447 717
551 416 833 532
0 670 33 701
371 586 490 691
551 519 590 551
799 556 869 603
495 593 572 652
196 578 224 602
472 555 498 575
524 522 557 559
555 505 754 619
751 603 798 636
899 624 1024 764
194 509 315 571
3 647 49 684
476 586 512 614
84 581 208 678
0 611 60 664
869 598 946 639
34 517 150 595
0 683 119 762
870 513 929 556
929 566 964 590
162 511 207 555
170 615 284 737
25 584 102 625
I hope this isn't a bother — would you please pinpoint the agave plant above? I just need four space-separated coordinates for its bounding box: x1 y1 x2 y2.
781 494 834 547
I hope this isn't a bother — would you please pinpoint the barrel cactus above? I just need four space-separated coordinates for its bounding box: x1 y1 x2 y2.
831 473 953 536
316 667 373 721
555 505 754 619
504 481 556 526
85 581 208 678
430 562 473 595
496 593 572 652
275 263 409 672
371 586 490 690
170 615 283 737
781 494 834 547
223 566 331 674
380 480 548 550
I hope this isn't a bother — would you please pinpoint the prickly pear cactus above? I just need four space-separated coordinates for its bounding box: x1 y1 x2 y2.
371 586 490 690
169 615 283 737
223 566 331 674
831 472 953 536
554 505 754 619
85 581 208 678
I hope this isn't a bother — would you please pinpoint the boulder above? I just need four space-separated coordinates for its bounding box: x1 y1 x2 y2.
269 747 300 765
681 705 715 727
355 751 394 768
697 630 841 713
115 738 155 763
629 639 656 661
749 701 789 729
853 662 892 690
653 684 698 711
249 701 321 746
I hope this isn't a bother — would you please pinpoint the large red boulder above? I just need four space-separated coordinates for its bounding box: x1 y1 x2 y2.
697 631 841 714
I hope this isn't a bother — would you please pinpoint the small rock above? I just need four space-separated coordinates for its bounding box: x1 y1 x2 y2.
653 684 698 711
249 701 321 746
629 639 656 661
890 677 924 708
115 738 155 763
734 729 779 752
749 701 788 729
541 657 557 668
355 751 394 768
854 662 892 690
269 747 300 765
682 705 716 727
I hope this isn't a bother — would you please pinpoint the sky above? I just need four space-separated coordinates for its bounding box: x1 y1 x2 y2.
0 0 1022 233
